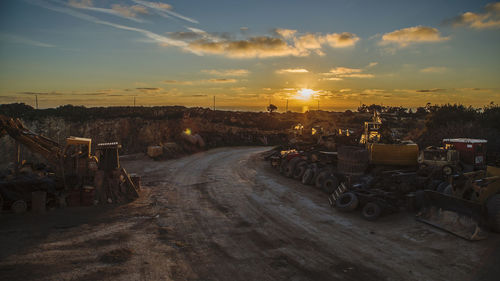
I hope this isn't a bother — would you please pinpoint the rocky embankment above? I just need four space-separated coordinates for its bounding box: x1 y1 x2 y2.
0 104 342 167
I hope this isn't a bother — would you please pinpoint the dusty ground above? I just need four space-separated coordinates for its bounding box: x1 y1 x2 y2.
1 146 499 281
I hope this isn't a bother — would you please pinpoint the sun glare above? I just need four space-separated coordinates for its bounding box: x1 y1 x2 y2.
295 88 317 100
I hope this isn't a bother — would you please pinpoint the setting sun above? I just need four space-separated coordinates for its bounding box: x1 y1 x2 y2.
295 88 317 100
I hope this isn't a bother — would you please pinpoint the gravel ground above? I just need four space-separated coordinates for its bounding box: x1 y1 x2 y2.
1 146 499 281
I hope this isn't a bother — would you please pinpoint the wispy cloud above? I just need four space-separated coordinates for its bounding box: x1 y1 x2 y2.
162 80 194 85
321 66 374 80
327 67 362 75
201 69 250 76
162 78 238 85
380 26 449 47
420 66 448 73
0 33 55 48
67 0 147 23
132 0 198 23
26 1 358 60
27 0 189 49
276 68 309 74
206 78 237 84
447 2 500 29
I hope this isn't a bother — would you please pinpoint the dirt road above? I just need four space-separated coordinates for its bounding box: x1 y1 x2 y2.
1 147 499 281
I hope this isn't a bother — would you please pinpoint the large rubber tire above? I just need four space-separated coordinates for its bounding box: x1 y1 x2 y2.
443 185 453 196
442 165 453 176
0 193 3 214
486 194 500 233
314 169 331 189
301 167 314 185
362 202 382 221
335 192 359 212
11 200 27 214
279 159 289 174
322 175 339 194
286 157 302 178
436 181 449 193
293 160 308 180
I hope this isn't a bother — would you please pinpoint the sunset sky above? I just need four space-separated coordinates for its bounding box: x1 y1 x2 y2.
0 0 499 111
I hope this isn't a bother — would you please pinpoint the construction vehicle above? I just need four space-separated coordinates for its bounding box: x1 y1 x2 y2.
0 114 139 212
416 165 500 240
359 111 381 145
419 139 488 176
419 146 461 175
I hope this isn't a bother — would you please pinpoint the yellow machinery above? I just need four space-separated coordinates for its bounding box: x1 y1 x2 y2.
417 166 500 240
0 115 138 205
360 111 419 167
369 143 419 166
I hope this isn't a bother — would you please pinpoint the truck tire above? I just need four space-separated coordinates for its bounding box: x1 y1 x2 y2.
286 157 302 178
301 167 314 185
11 200 27 214
362 202 382 221
442 165 453 176
279 159 288 174
335 192 359 212
322 175 339 194
487 194 500 233
315 169 331 188
436 182 450 193
293 160 308 180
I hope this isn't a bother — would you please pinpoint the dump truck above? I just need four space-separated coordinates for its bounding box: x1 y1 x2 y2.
0 115 139 212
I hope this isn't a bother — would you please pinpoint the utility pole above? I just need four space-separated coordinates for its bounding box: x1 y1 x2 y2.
213 96 216 111
317 100 320 111
35 95 38 109
133 96 136 107
286 99 288 112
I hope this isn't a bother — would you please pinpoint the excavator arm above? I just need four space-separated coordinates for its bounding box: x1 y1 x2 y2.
0 114 63 165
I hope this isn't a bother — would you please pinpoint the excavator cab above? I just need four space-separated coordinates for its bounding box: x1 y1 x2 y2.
360 112 382 145
64 137 91 158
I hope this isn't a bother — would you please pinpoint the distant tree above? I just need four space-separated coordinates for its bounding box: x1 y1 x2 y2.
367 104 383 113
357 104 368 113
267 104 277 113
343 109 353 116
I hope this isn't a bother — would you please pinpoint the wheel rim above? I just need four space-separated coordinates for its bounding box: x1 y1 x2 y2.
443 166 452 175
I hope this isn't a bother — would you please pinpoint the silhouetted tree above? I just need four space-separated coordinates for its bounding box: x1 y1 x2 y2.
267 104 277 113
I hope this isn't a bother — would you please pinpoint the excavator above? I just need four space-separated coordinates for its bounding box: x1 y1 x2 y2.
0 114 139 213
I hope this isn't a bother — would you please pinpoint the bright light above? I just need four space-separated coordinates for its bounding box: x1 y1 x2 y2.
295 88 317 100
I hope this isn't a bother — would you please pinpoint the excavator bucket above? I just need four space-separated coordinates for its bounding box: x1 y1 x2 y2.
416 190 488 240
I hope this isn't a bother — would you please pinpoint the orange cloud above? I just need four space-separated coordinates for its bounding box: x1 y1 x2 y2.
201 69 250 76
276 68 309 74
420 66 448 73
186 29 360 58
187 37 303 58
322 32 359 47
274 28 297 38
381 26 449 47
448 2 500 29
